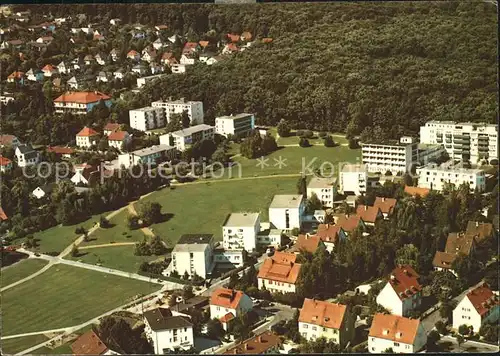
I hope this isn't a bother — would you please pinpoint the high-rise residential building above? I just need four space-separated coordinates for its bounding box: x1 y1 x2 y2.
129 106 165 131
159 124 214 151
215 113 255 137
151 98 204 125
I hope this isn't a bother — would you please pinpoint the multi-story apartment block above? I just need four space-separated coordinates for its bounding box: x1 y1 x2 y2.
129 106 165 132
420 121 498 164
159 124 214 152
117 145 175 169
257 252 301 294
215 113 255 138
298 299 355 347
54 91 112 115
269 194 305 230
368 313 427 353
361 137 415 174
452 283 499 333
376 265 422 317
143 308 194 353
151 99 204 125
170 234 215 279
306 176 338 208
417 162 486 192
222 212 260 252
339 164 367 196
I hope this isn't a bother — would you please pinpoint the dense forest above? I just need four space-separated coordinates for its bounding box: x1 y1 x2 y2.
14 2 497 138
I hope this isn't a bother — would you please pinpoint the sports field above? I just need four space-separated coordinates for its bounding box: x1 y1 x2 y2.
1 264 160 336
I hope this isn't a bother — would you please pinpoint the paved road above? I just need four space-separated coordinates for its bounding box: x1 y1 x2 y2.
438 335 499 353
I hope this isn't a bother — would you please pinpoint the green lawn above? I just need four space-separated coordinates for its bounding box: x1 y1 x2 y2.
222 145 361 178
141 177 299 245
33 213 109 254
82 210 148 246
33 342 72 355
270 128 348 146
1 264 160 336
67 246 164 274
1 334 48 354
1 259 48 287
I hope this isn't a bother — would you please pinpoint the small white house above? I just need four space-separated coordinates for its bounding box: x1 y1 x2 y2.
222 212 260 252
76 127 100 148
180 54 195 65
452 283 499 333
376 265 422 317
269 194 305 231
210 288 253 330
108 131 131 151
15 144 39 167
368 313 427 353
143 308 194 353
67 76 79 89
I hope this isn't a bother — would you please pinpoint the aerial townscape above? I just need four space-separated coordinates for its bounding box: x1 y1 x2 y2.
0 2 498 355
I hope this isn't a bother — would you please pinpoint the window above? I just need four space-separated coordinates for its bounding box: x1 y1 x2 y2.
217 306 220 311
312 326 317 331
303 324 308 329
371 347 375 351
394 342 400 347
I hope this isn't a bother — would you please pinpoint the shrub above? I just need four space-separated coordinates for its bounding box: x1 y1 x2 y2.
435 320 447 335
318 131 327 138
299 137 310 147
296 130 304 137
324 135 335 147
490 159 498 165
348 138 360 149
303 130 314 139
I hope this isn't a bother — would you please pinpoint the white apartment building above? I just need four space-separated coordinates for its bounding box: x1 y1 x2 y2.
169 234 215 279
376 265 422 317
222 212 260 252
269 194 305 230
210 288 253 330
213 248 245 268
118 145 175 169
417 162 486 192
368 313 427 353
160 124 214 152
361 136 416 174
298 299 355 348
129 106 165 132
256 228 283 247
215 113 255 138
339 164 368 196
151 99 204 125
306 176 337 208
420 121 498 164
452 283 499 332
257 252 302 294
143 308 194 353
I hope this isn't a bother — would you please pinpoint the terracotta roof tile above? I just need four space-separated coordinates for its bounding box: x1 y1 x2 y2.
42 64 56 72
258 252 301 284
127 50 138 56
104 123 121 132
54 91 111 104
432 251 456 269
356 205 382 223
71 330 108 355
262 38 273 43
108 131 128 141
445 232 475 256
220 312 235 323
210 288 245 309
299 298 348 330
466 221 493 244
0 207 8 221
241 31 252 41
404 186 430 198
77 127 99 137
0 156 12 166
373 197 397 215
369 313 421 345
227 34 240 42
315 224 341 243
8 71 24 79
46 146 74 155
199 40 209 48
225 43 239 51
466 283 499 316
223 331 281 355
0 135 17 145
292 235 322 254
336 214 363 232
388 265 422 300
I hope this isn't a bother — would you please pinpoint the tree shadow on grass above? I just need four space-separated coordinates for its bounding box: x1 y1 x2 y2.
74 251 88 258
156 213 174 224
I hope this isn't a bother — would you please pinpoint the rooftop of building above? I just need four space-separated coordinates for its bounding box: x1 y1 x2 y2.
170 124 214 137
223 331 282 355
341 163 367 173
143 307 193 331
299 298 348 330
269 194 303 209
131 144 174 157
223 212 260 227
173 234 214 253
216 113 254 121
369 313 421 345
307 176 338 189
130 106 162 112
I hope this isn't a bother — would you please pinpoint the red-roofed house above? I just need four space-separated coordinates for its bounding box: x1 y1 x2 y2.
240 32 252 42
298 298 355 347
103 123 122 136
182 42 200 55
127 50 140 61
76 127 100 148
222 43 239 55
54 91 112 115
227 34 240 43
376 265 422 317
368 313 427 353
258 252 302 294
7 71 25 84
373 197 397 218
290 234 324 255
41 64 58 77
315 224 347 252
404 186 430 198
262 38 273 44
0 156 12 172
335 214 366 235
356 205 383 226
452 283 499 332
199 40 209 48
46 146 75 159
108 131 131 150
71 329 119 355
210 288 253 330
0 134 21 148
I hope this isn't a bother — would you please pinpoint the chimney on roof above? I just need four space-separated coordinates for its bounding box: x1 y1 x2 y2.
257 336 262 343
382 197 386 202
476 221 479 227
244 343 249 351
364 206 367 211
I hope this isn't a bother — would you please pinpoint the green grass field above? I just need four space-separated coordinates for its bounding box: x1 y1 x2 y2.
67 246 164 274
1 334 49 354
141 176 299 244
32 342 72 355
1 264 160 336
82 210 148 246
33 213 108 254
1 259 48 287
267 127 348 146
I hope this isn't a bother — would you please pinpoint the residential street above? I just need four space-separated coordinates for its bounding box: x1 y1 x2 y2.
438 335 499 353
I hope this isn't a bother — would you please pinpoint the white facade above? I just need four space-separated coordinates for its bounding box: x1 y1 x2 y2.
452 292 499 332
368 315 427 354
269 195 305 230
339 164 368 196
214 249 245 267
15 146 39 167
144 317 194 353
171 64 186 74
376 282 421 317
417 162 486 192
129 107 165 132
117 145 174 169
368 331 426 354
306 177 337 208
108 133 131 150
222 213 260 252
76 134 99 148
361 137 416 174
210 294 253 321
160 124 214 152
170 235 215 279
180 54 195 65
136 74 168 89
152 99 204 126
420 121 498 163
258 277 297 294
32 187 48 199
299 322 343 344
215 113 255 138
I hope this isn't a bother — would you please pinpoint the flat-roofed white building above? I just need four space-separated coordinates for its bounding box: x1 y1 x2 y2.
307 176 337 208
339 164 367 196
152 99 204 125
129 106 165 131
222 212 260 252
118 144 175 168
361 137 416 174
160 124 214 151
420 121 498 164
417 162 486 192
169 234 215 279
215 113 255 138
269 194 305 230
